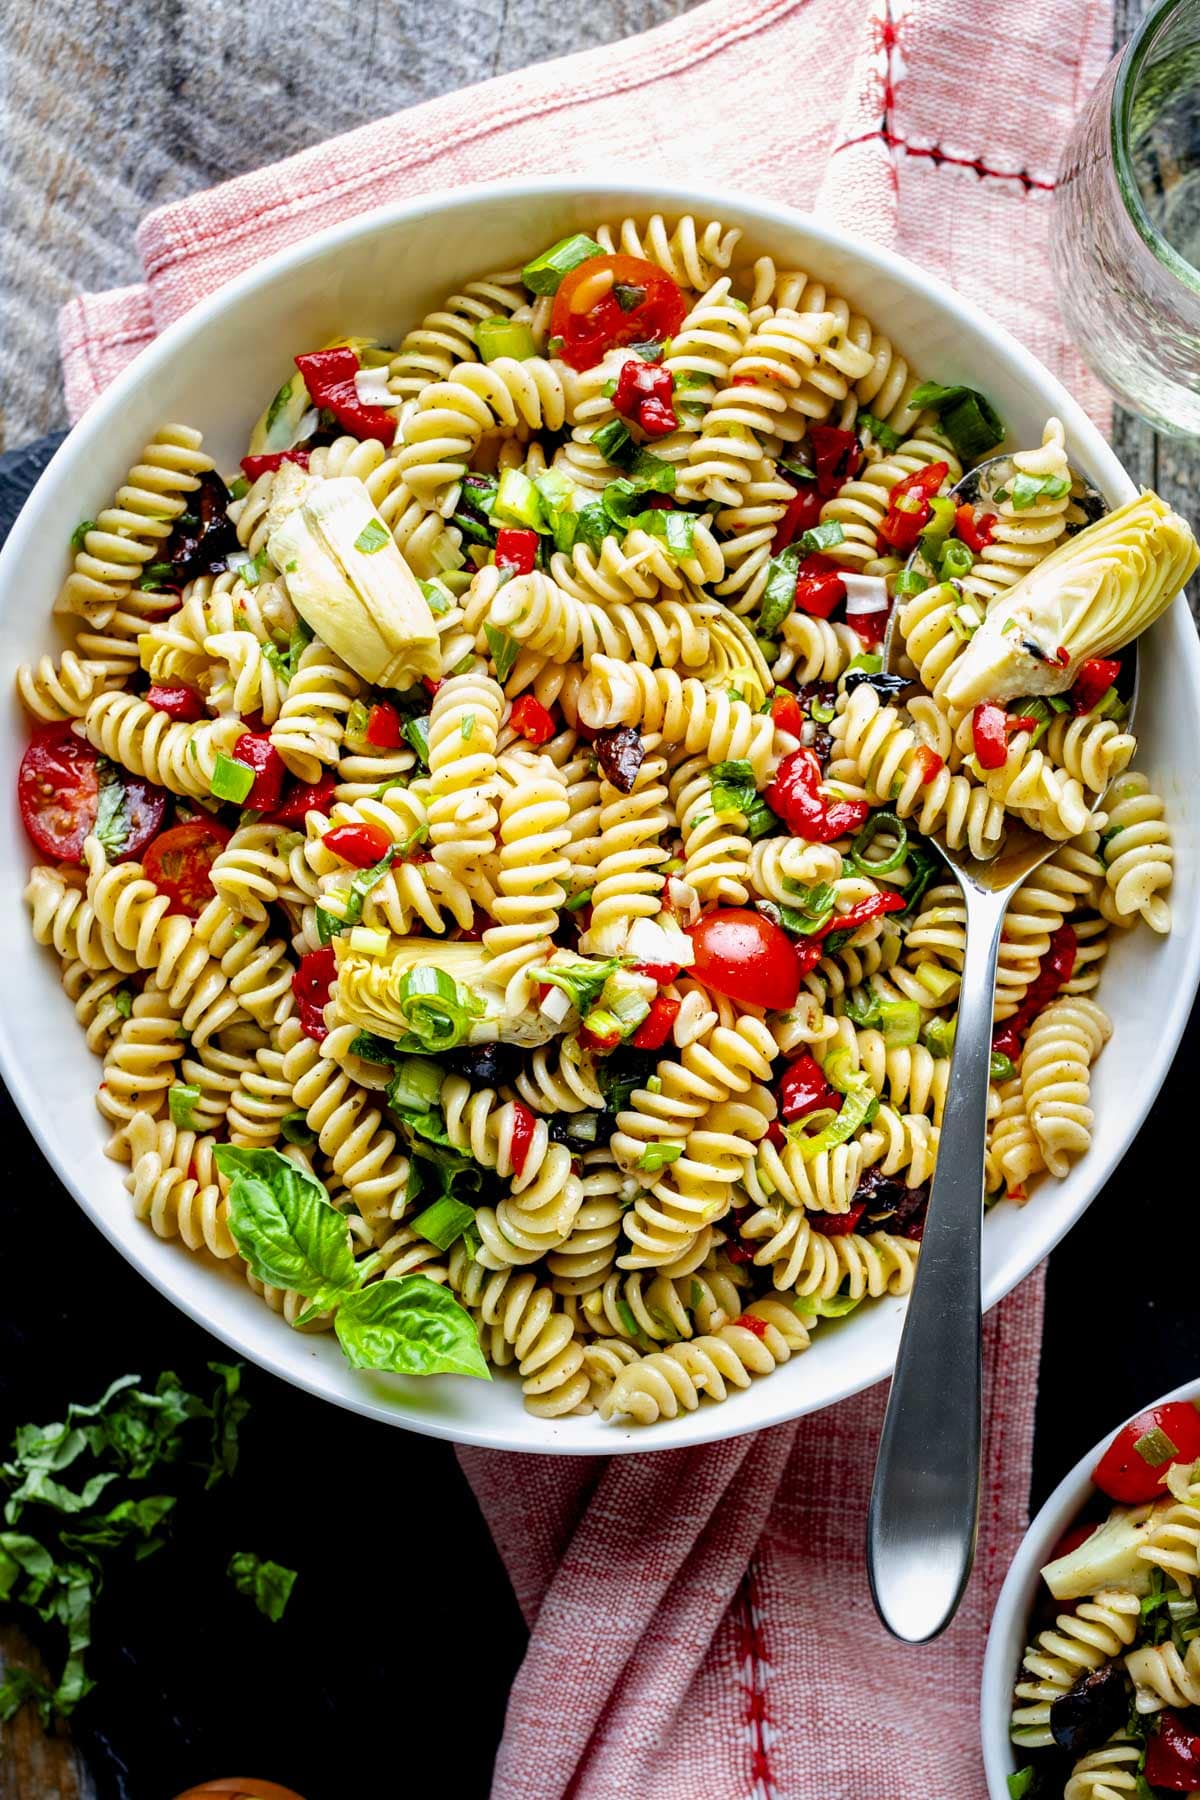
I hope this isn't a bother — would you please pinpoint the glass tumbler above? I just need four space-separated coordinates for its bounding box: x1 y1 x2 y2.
1052 0 1200 434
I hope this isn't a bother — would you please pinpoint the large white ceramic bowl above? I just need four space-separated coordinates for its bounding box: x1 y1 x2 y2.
981 1378 1200 1796
3 177 1198 1453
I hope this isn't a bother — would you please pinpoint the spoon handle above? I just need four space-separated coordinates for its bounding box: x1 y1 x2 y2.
866 883 1009 1643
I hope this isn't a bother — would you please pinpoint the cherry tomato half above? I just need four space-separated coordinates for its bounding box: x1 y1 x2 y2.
1092 1400 1200 1503
550 254 687 372
143 820 232 918
688 908 800 1011
18 725 166 864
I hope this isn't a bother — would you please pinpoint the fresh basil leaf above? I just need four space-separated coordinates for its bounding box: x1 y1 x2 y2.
205 1360 249 1488
484 622 520 683
228 1549 297 1622
92 765 129 858
334 1276 490 1379
759 544 802 637
215 1146 358 1301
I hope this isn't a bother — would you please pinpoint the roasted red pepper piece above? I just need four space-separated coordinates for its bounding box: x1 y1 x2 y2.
509 694 557 745
271 770 336 825
631 961 684 985
580 1022 621 1052
954 503 996 552
765 748 870 844
733 1312 771 1339
808 425 863 497
612 357 678 438
771 482 823 554
778 1053 837 1122
971 702 1011 771
495 527 539 576
794 552 847 620
1071 656 1122 715
1145 1712 1200 1790
877 461 950 552
809 1202 868 1236
231 732 286 812
365 701 404 748
322 821 393 868
293 945 337 1042
293 348 396 445
770 690 806 738
992 923 1077 1057
240 448 311 482
791 890 907 977
914 745 944 784
630 994 681 1050
147 684 205 723
508 1100 537 1177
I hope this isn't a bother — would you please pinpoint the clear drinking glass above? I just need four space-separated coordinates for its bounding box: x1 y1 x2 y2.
1052 0 1200 434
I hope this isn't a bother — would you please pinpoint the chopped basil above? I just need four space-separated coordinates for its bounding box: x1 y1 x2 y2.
799 520 845 554
403 714 431 768
1006 1770 1035 1800
613 282 646 313
484 622 520 683
168 1084 202 1130
69 519 97 551
460 713 475 741
778 456 816 482
112 987 133 1020
279 1110 317 1146
591 419 634 465
227 1551 296 1623
637 1142 683 1174
353 518 390 554
92 764 130 858
759 543 802 637
990 1050 1016 1083
856 412 900 452
1008 471 1072 510
908 380 1005 460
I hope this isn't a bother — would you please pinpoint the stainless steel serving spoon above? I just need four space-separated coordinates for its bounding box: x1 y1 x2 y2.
865 456 1126 1643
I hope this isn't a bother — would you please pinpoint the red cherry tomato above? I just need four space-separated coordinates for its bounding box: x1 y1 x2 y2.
239 448 311 483
143 820 232 918
630 994 681 1050
1093 1402 1200 1503
778 1053 837 1122
914 745 944 784
508 695 557 745
18 725 166 864
293 945 337 1042
147 684 205 723
771 481 824 554
322 821 393 868
550 255 687 372
688 908 801 1011
231 732 286 813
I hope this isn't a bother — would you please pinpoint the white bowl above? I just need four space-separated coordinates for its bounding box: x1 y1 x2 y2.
3 176 1198 1454
981 1376 1200 1795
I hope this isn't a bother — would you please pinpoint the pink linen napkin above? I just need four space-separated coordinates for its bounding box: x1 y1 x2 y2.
58 2 1114 1793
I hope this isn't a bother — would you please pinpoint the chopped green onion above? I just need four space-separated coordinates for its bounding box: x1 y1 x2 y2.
918 494 956 565
939 539 975 580
460 713 475 741
844 991 882 1029
792 1291 863 1319
493 468 547 533
69 517 97 550
354 519 390 555
990 1050 1016 1082
521 234 604 295
476 316 537 362
403 714 431 768
616 1300 640 1337
879 1000 921 1048
637 1142 683 1174
1007 1770 1035 1800
534 954 622 1015
1093 686 1129 722
849 810 907 876
419 578 453 617
646 1075 663 1094
564 888 593 912
168 1084 201 1129
1135 1425 1180 1467
412 1195 477 1251
845 652 882 676
916 963 958 1003
922 1016 956 1059
386 1056 444 1112
894 568 930 596
228 477 250 502
810 698 836 724
210 752 254 805
112 986 134 1019
856 412 900 452
392 966 483 1054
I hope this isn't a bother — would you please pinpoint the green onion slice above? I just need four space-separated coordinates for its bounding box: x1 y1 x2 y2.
521 234 604 296
393 966 483 1053
476 317 537 362
849 810 908 876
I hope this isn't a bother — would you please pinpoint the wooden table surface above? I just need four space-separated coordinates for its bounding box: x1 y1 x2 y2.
1 1 1196 1796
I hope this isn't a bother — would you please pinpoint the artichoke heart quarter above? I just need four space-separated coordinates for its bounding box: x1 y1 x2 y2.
333 937 565 1049
943 490 1199 710
268 475 441 687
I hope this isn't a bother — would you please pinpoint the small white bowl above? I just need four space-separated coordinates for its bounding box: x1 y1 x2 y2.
981 1376 1200 1796
3 176 1199 1453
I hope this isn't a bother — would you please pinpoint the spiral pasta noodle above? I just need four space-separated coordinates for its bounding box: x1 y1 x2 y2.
1011 1588 1141 1748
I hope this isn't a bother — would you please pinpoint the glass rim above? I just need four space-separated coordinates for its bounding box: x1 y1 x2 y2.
1111 0 1200 296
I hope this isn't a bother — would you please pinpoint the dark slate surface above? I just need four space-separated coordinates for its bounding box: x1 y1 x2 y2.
0 405 1196 1798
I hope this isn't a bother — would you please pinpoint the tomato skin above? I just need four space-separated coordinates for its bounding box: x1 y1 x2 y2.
550 254 686 372
807 425 862 497
630 994 681 1049
778 1054 836 1122
954 503 996 552
878 461 949 551
509 695 556 745
147 684 205 723
1093 1401 1200 1502
494 526 539 576
270 771 336 825
688 908 801 1011
1145 1711 1200 1790
143 820 232 918
365 702 404 748
508 1100 537 1177
231 732 286 813
1072 657 1122 715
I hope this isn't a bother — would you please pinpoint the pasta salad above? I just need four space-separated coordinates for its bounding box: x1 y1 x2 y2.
1010 1399 1200 1798
17 213 1198 1427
